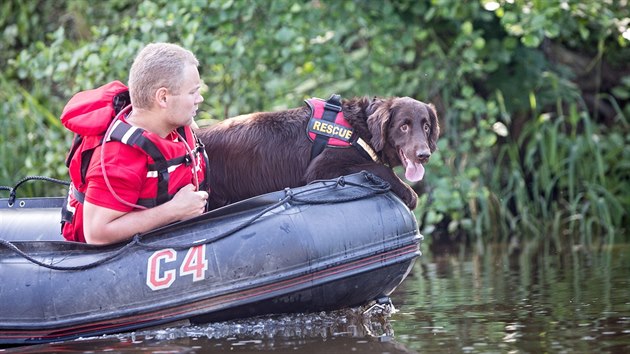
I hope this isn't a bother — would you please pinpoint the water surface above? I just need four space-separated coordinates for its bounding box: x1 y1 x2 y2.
392 242 630 353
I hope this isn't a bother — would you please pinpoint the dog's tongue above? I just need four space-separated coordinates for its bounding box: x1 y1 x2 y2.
404 158 425 182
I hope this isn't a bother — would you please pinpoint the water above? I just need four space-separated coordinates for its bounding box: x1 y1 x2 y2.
3 243 629 353
392 242 630 353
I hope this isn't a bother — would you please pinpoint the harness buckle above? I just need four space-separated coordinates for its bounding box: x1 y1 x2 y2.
324 94 342 112
324 102 342 112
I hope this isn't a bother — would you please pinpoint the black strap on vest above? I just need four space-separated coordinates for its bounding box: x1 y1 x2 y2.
108 121 171 206
310 94 343 161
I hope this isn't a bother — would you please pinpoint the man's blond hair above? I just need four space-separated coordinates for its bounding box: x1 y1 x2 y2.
128 43 199 109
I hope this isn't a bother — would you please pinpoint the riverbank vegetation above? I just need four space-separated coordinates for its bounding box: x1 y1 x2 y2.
1 0 628 246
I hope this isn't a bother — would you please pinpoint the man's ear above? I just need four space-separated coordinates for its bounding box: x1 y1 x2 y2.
156 87 169 108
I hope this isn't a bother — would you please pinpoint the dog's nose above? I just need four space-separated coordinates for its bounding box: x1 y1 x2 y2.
417 151 431 161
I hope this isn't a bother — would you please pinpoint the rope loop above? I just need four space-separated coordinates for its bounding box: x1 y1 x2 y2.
4 176 70 206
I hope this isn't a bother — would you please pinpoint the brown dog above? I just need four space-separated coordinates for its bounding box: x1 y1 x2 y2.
196 96 439 210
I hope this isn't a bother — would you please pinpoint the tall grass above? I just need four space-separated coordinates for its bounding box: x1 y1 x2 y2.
0 75 70 197
488 103 629 247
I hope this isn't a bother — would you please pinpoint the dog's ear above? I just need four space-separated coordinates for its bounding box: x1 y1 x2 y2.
427 103 440 152
367 98 390 152
365 97 381 115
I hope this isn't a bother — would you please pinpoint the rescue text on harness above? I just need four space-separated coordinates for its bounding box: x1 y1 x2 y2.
305 95 379 162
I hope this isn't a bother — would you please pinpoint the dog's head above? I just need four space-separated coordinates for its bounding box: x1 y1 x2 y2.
367 97 439 182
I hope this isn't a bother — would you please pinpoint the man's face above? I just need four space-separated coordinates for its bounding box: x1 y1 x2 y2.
166 64 204 127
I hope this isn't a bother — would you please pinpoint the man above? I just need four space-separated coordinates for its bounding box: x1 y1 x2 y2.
61 43 208 244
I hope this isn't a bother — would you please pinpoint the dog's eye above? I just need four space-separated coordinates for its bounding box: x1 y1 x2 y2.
423 123 430 133
400 124 409 132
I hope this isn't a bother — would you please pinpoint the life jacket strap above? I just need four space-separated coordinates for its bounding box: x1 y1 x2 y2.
60 184 78 225
72 184 85 204
107 120 171 205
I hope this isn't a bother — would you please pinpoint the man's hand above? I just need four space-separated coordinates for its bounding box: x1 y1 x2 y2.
168 184 208 221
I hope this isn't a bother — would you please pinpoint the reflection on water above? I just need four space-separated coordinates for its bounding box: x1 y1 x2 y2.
3 243 629 353
392 242 630 353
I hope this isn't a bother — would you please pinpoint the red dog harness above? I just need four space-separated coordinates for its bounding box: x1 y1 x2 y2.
305 95 378 162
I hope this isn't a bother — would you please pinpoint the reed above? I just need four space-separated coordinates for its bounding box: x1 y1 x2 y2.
490 102 628 244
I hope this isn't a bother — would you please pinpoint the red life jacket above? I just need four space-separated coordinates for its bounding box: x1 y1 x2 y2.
59 81 208 242
62 81 131 189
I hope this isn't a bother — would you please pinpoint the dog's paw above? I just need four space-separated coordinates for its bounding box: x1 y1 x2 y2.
403 189 418 210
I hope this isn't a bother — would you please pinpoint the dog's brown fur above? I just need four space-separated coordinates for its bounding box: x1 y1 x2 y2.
196 97 439 210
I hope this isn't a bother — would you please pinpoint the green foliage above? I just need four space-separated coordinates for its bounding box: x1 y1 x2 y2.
1 0 628 243
0 74 69 197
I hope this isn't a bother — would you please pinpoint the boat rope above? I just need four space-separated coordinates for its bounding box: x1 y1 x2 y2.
290 172 391 204
134 193 294 251
0 172 391 270
5 176 70 207
0 238 140 271
134 172 390 251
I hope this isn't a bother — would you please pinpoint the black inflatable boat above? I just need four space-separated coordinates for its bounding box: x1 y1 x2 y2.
0 172 422 345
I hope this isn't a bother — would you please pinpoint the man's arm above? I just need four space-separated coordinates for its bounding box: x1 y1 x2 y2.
83 184 208 245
